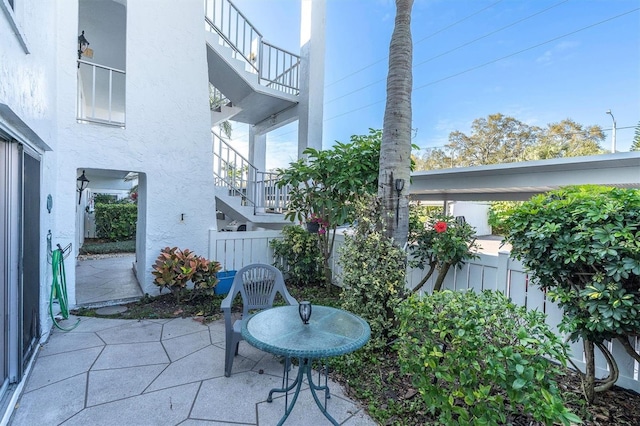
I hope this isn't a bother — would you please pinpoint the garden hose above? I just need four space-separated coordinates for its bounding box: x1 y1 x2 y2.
50 245 80 331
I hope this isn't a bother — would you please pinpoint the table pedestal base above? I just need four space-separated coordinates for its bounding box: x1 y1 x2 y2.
267 357 336 426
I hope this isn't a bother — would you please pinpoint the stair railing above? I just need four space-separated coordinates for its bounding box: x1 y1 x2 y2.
209 84 231 111
212 131 290 214
254 170 289 214
205 0 300 95
260 41 300 95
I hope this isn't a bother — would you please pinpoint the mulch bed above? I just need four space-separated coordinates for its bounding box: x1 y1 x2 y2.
331 350 640 425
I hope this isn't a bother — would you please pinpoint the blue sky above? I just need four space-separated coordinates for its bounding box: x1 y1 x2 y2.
229 0 640 170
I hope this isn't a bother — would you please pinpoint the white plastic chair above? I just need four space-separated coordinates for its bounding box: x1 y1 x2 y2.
220 263 298 377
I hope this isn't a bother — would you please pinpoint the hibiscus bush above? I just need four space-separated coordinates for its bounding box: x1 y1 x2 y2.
408 212 480 292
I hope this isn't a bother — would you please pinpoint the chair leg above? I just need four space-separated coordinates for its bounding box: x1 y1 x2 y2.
225 342 235 377
226 337 241 377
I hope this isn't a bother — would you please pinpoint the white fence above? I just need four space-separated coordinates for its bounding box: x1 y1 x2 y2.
209 230 640 393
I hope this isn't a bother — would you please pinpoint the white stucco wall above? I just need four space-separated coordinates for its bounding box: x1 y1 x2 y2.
54 0 217 300
449 201 492 236
1 0 60 336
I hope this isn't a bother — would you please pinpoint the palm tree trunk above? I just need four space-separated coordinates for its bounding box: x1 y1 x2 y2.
378 0 414 248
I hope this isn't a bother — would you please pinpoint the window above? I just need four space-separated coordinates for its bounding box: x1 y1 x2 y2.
1 0 29 53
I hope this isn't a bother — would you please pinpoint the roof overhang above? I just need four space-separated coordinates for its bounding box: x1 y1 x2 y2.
410 152 640 202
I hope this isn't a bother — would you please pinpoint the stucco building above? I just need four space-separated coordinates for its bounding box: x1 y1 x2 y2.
0 0 325 414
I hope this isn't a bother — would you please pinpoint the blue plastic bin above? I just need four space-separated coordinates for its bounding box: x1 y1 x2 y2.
215 270 237 295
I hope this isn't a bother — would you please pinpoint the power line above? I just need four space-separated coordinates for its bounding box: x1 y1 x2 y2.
324 0 504 89
323 7 639 124
325 0 569 106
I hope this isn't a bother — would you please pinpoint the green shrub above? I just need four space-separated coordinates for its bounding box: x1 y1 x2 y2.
79 239 135 255
502 185 640 402
270 225 324 285
487 201 521 235
503 186 640 342
93 193 118 204
151 247 221 303
95 203 137 241
338 197 406 348
396 290 581 425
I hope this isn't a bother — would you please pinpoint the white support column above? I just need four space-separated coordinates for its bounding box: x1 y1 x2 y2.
298 0 326 157
248 126 266 172
249 126 267 214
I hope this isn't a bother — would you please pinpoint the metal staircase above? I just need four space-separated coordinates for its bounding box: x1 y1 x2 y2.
205 0 299 229
212 132 291 226
204 0 300 124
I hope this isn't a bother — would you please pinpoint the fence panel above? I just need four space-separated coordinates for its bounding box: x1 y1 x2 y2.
209 230 282 271
210 229 639 393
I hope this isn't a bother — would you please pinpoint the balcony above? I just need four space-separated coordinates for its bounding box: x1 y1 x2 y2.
77 60 126 127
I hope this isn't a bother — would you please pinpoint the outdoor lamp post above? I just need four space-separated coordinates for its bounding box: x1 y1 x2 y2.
77 170 90 205
606 109 616 153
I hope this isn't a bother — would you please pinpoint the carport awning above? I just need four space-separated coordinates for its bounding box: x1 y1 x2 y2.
410 152 640 202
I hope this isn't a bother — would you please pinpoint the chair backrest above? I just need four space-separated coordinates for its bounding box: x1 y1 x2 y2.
227 264 297 317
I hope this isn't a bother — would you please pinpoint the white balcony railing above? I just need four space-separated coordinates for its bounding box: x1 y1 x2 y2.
204 0 300 95
77 60 126 127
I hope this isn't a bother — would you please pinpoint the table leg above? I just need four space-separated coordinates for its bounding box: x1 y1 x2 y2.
305 360 338 425
267 359 299 403
267 358 338 426
267 358 304 426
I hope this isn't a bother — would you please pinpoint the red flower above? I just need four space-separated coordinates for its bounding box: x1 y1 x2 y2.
434 221 447 233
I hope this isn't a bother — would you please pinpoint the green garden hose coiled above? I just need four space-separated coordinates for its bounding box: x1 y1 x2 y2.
50 246 80 331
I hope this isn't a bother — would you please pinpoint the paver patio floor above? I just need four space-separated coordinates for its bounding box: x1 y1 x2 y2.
9 316 376 426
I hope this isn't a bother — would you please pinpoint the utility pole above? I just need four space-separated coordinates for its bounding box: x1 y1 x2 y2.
606 109 616 153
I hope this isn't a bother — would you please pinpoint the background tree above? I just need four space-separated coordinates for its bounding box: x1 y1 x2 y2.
447 113 539 167
524 119 604 160
378 0 413 248
413 146 450 171
415 114 605 170
209 83 232 139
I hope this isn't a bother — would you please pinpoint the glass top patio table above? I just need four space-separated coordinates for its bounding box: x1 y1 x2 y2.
242 305 370 358
241 305 370 425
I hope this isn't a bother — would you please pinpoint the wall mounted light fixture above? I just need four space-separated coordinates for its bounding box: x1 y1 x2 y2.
77 170 90 205
395 178 404 225
78 30 91 68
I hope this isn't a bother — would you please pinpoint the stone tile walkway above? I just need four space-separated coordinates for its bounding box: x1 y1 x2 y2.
75 254 143 306
9 316 376 426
